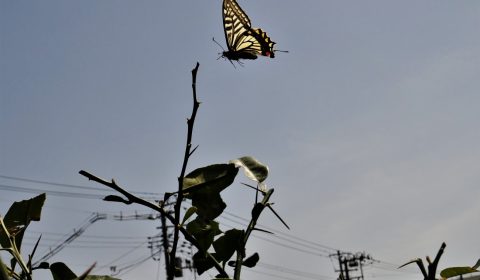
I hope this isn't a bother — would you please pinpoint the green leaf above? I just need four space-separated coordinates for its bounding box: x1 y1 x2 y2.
181 206 197 226
50 262 78 280
182 164 238 195
0 194 46 261
186 218 221 252
192 251 215 275
440 267 478 279
213 229 244 262
242 253 259 268
230 156 269 183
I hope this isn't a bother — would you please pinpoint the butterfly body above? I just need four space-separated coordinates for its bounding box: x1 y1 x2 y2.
222 0 276 61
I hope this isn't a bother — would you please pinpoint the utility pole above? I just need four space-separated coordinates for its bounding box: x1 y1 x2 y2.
331 252 373 280
337 251 344 279
160 211 171 274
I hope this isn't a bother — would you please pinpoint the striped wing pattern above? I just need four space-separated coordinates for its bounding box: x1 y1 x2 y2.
222 0 275 60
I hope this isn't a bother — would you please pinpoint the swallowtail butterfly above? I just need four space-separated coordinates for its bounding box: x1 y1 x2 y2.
220 0 276 61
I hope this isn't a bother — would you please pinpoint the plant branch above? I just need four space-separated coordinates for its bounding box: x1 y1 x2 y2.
78 169 228 278
427 242 446 280
168 62 201 280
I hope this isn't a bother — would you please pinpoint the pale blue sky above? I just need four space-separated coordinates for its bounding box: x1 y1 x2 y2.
1 1 480 280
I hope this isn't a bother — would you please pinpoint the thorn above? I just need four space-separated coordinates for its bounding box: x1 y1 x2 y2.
189 145 199 156
267 204 290 230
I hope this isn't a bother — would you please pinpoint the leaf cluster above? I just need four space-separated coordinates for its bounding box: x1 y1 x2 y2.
0 194 116 280
180 157 272 279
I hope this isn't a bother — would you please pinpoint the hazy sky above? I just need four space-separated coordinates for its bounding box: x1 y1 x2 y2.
1 1 480 280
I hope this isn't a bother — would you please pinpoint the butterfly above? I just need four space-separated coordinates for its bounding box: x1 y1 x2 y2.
219 0 277 61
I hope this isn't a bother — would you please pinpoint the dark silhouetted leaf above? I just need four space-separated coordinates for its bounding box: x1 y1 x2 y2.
186 218 221 252
242 253 259 268
213 229 244 262
50 262 77 280
181 206 197 226
103 195 129 204
191 191 226 220
1 193 46 270
35 262 50 270
230 156 268 183
183 164 238 195
182 164 238 220
193 251 215 275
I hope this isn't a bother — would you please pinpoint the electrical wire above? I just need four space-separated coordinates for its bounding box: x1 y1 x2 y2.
0 174 161 196
257 261 336 280
115 249 161 277
222 210 340 253
95 240 150 272
0 183 105 199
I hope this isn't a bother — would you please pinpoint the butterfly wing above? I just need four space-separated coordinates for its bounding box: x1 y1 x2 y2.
222 0 275 60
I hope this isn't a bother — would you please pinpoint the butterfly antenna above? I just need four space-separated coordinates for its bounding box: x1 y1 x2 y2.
275 49 289 53
212 37 226 52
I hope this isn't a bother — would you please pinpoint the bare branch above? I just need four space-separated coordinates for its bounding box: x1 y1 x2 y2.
169 62 203 279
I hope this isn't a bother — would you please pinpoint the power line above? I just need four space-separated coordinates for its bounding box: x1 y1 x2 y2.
114 250 162 277
0 174 161 196
258 261 335 280
0 184 105 199
95 240 150 272
252 234 330 258
27 230 149 240
0 183 158 201
222 211 340 253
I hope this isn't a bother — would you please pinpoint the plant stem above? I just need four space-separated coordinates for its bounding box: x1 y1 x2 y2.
233 188 274 280
168 62 201 280
0 219 31 280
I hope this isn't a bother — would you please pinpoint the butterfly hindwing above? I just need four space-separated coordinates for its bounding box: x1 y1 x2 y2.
222 0 275 61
